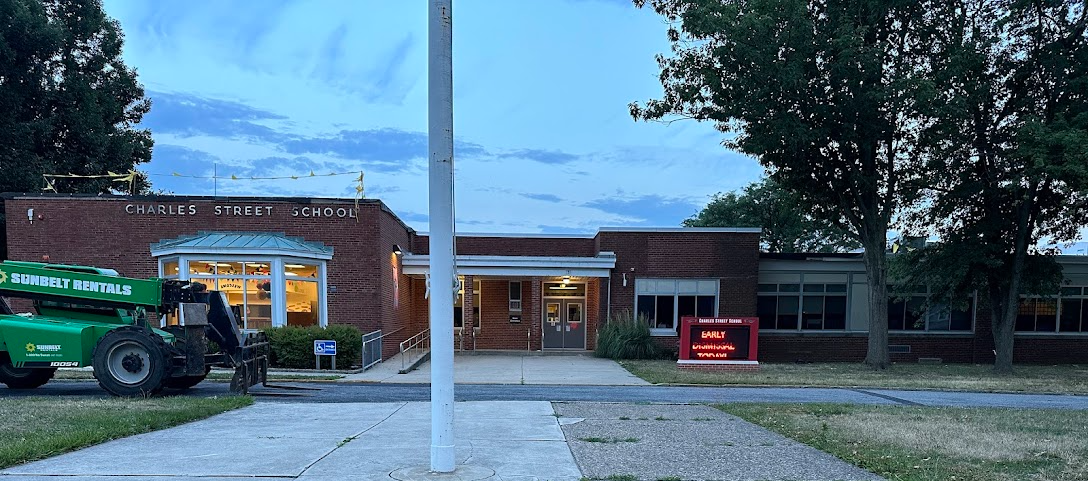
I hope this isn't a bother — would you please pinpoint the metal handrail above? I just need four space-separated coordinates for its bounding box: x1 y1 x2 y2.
361 327 404 370
400 328 430 370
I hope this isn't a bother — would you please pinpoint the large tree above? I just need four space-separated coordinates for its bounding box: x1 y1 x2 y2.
685 177 860 253
0 0 151 258
895 0 1088 373
632 0 939 368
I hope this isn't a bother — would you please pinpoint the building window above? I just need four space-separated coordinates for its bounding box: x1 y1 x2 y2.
509 281 522 312
285 263 320 327
454 277 481 329
634 279 718 335
758 283 846 331
1017 287 1087 333
185 259 275 330
888 286 973 332
158 257 326 330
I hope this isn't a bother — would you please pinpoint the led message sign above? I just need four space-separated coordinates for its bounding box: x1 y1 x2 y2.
678 317 759 362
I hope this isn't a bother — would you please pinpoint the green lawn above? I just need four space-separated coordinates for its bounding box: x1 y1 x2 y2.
719 403 1088 481
0 396 253 469
620 360 1088 394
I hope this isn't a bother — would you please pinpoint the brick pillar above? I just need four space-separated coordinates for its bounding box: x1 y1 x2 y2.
530 277 542 351
462 275 474 351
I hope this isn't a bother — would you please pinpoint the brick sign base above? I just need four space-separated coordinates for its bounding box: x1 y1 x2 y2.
676 360 760 372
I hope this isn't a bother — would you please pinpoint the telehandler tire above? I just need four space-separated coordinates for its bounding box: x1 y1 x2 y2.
164 367 211 390
92 326 171 397
0 352 56 389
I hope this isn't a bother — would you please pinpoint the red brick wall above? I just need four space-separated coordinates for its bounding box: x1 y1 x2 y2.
412 235 597 257
3 195 403 338
474 279 532 350
596 231 760 319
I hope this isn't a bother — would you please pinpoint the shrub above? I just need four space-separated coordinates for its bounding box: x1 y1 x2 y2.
265 325 362 369
595 310 660 360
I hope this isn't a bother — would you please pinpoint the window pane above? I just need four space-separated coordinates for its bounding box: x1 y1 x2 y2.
636 296 656 327
286 280 319 327
1060 299 1081 333
162 260 179 277
285 263 319 279
803 284 825 293
926 303 951 331
247 279 272 329
677 296 696 322
1081 301 1088 332
950 301 973 331
888 299 906 331
244 261 271 276
1015 299 1036 331
758 283 777 293
509 282 522 300
696 296 716 317
802 296 824 329
776 296 799 330
1036 299 1057 332
1061 287 1082 296
824 296 846 329
779 284 800 292
190 260 217 276
216 262 243 276
757 296 777 330
654 295 674 330
825 284 848 293
904 297 925 330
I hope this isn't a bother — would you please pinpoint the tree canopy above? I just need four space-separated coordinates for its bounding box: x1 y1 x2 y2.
633 0 941 368
893 0 1088 373
0 0 152 196
684 178 860 253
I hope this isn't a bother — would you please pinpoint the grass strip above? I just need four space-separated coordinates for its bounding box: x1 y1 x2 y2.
621 360 1088 394
0 395 253 469
718 402 1088 481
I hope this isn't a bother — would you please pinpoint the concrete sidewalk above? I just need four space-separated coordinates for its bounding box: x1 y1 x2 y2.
342 352 649 385
0 401 885 481
1 401 583 481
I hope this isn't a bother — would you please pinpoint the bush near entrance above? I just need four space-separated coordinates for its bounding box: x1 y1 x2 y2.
265 325 361 369
595 311 664 360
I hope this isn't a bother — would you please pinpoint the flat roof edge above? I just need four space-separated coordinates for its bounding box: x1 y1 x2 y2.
597 227 762 233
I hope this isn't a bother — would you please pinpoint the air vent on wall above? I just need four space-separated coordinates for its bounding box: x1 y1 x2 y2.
889 344 911 354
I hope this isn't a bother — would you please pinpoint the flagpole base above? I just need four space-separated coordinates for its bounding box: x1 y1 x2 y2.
390 465 495 481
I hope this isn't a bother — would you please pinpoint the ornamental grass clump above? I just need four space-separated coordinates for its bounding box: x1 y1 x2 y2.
595 310 660 360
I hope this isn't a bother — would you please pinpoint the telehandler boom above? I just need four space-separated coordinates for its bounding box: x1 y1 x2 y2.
0 261 268 396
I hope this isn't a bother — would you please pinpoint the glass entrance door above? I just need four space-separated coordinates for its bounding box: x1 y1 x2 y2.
542 299 586 349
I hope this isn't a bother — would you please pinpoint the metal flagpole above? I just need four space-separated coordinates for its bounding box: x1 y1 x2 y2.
428 0 456 473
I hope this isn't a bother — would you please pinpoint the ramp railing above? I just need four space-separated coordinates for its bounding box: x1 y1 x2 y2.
399 328 430 371
362 328 403 370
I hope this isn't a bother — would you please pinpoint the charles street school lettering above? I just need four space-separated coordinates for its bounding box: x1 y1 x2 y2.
124 204 356 219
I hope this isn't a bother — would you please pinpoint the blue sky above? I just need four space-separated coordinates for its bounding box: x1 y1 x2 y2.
104 0 761 234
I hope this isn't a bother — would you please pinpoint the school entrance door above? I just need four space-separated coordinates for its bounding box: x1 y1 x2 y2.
542 299 586 349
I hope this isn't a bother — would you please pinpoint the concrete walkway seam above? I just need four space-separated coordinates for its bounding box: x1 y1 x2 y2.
295 401 409 477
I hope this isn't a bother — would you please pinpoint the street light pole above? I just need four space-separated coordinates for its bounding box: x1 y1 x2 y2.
427 0 456 473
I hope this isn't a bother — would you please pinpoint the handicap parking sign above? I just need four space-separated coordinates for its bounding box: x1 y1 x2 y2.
314 340 337 356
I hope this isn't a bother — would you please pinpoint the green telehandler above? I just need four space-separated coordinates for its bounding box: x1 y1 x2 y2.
0 260 269 396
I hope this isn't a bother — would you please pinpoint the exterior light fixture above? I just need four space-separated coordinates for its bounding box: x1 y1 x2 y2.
562 275 571 284
393 244 403 255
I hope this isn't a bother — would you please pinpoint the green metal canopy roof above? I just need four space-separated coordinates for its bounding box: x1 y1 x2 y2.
150 232 333 259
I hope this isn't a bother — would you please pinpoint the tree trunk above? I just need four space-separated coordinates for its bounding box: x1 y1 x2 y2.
863 236 890 369
990 289 1017 374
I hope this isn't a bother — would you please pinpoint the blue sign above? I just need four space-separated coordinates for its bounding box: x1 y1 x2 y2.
314 340 337 356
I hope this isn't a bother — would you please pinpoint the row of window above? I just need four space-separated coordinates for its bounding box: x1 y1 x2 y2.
1016 287 1088 333
634 279 720 334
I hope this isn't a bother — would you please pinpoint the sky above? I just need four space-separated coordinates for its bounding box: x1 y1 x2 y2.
102 0 762 234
